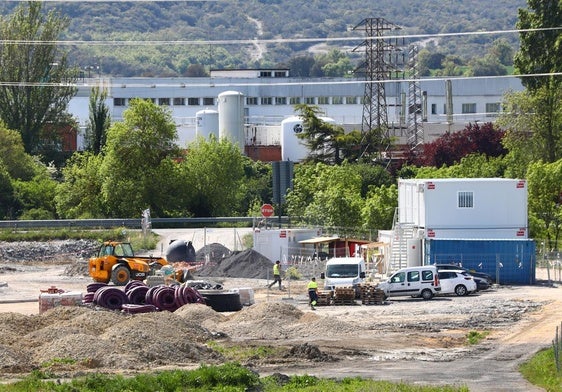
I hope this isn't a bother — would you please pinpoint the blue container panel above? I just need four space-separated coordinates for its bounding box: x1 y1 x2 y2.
425 239 536 285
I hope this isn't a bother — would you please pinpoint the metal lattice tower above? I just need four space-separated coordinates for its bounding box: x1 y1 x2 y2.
353 18 402 158
407 45 424 150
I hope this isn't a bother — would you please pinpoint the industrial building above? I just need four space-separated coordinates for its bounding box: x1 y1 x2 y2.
69 69 524 161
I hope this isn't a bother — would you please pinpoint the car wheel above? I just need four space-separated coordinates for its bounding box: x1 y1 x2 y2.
421 289 433 300
111 265 130 286
455 284 468 296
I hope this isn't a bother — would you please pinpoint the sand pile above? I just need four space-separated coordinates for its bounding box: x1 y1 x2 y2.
196 249 273 279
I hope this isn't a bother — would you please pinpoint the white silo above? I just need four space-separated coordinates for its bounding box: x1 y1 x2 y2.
218 91 245 151
196 109 219 139
281 116 335 161
281 116 307 162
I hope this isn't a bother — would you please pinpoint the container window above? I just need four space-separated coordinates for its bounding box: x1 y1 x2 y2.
458 191 474 208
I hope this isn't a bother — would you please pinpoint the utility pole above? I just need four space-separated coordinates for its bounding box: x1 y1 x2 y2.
407 45 424 152
353 18 403 161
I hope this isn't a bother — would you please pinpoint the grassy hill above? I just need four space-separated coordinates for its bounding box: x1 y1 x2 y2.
0 0 527 77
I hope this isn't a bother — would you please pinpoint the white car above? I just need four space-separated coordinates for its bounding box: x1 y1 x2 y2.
437 270 477 296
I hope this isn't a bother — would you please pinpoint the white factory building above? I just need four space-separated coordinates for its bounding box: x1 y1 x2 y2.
68 69 524 160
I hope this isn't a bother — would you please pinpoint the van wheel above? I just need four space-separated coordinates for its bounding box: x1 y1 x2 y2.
421 289 433 300
454 285 468 296
111 265 130 286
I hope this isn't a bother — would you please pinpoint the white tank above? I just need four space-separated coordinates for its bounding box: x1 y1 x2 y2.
218 91 245 151
281 116 335 161
196 109 219 139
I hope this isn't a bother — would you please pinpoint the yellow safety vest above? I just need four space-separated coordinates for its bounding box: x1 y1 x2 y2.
307 280 318 290
273 264 280 275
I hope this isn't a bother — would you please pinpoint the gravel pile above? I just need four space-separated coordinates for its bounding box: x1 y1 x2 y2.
0 240 99 264
196 248 273 279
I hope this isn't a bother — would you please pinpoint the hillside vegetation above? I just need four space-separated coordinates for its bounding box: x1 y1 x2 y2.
0 0 526 76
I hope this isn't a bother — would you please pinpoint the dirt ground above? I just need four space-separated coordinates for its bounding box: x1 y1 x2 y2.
0 234 560 391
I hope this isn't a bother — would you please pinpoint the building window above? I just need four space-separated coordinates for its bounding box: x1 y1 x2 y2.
202 97 214 106
486 102 501 117
247 97 258 105
114 98 126 106
346 96 357 104
318 96 329 105
173 98 185 106
274 71 287 77
458 191 474 208
158 98 170 106
461 103 477 114
431 103 437 114
261 97 272 105
259 71 272 77
187 97 200 106
275 97 287 105
332 96 343 104
290 97 301 105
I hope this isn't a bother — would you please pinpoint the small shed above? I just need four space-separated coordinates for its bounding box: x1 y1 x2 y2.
299 236 371 259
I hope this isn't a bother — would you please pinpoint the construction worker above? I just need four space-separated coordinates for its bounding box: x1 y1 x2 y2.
308 277 318 310
268 260 282 290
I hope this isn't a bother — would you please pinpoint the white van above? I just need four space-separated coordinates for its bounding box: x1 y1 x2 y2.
377 265 441 300
320 257 366 295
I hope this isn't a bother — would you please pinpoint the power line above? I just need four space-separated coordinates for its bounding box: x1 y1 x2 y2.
2 72 561 88
0 27 559 46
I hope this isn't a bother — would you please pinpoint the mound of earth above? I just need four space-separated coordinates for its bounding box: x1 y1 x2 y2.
195 243 231 263
196 249 273 279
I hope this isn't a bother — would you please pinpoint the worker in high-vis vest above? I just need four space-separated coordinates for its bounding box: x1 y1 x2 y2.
308 277 318 310
268 260 282 290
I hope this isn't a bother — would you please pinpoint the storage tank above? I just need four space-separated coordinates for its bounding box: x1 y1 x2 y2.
196 109 219 139
218 91 245 151
281 116 335 161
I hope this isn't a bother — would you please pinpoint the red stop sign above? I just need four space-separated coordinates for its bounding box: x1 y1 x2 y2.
261 203 274 217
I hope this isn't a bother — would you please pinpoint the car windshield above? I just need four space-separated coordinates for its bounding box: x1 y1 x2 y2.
326 264 358 278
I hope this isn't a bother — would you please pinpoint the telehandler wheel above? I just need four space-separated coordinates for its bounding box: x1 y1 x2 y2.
111 265 131 286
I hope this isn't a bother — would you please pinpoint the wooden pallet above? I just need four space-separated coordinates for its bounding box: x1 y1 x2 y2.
316 291 332 306
359 284 386 305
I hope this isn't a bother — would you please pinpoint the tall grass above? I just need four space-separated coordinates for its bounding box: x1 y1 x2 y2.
0 363 469 392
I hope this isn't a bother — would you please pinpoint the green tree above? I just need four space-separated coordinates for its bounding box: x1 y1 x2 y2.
294 104 365 164
0 162 17 219
498 87 562 164
55 152 104 218
526 160 562 249
99 99 182 217
488 38 515 66
514 0 562 91
239 158 272 216
84 86 110 154
362 184 398 231
0 123 37 180
180 136 245 217
0 2 77 154
286 162 363 233
12 163 58 219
